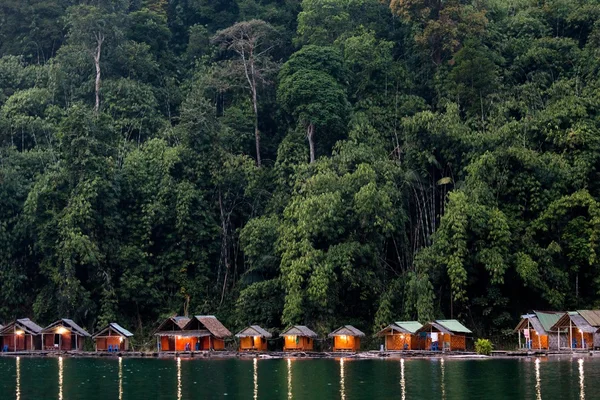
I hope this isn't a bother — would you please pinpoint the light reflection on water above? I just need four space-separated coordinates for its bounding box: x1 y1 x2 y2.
253 358 258 400
400 358 406 400
177 357 182 400
578 358 585 400
2 356 599 399
119 357 123 400
441 358 446 400
339 358 346 400
287 358 293 400
15 357 20 400
535 358 542 400
58 357 63 400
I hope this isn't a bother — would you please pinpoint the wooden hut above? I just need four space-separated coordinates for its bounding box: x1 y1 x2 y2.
154 316 190 351
0 319 43 352
328 325 365 351
282 326 318 351
577 310 600 349
415 320 472 351
155 315 232 351
551 310 600 350
376 321 423 350
235 325 272 351
92 323 134 352
181 315 232 350
41 319 90 351
514 311 563 350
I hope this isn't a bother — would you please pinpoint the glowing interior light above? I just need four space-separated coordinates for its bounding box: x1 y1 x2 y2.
15 330 24 336
57 327 68 335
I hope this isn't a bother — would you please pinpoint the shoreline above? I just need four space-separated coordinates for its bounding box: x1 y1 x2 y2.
0 349 596 360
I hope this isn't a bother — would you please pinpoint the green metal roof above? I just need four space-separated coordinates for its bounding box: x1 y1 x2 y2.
436 319 472 334
534 311 563 332
394 321 423 334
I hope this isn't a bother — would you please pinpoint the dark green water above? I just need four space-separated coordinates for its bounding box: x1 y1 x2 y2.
0 356 597 399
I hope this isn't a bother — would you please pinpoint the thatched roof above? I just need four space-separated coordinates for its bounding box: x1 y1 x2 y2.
183 316 232 338
376 321 423 337
154 316 190 334
0 318 43 335
328 325 365 338
281 325 318 338
156 330 212 338
236 325 272 338
416 320 472 335
41 319 91 337
92 323 134 339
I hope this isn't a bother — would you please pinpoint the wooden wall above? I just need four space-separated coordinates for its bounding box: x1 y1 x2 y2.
385 334 419 350
284 336 313 351
333 336 360 351
239 336 267 351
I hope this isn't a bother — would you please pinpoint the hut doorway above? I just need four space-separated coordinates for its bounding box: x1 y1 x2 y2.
54 334 60 347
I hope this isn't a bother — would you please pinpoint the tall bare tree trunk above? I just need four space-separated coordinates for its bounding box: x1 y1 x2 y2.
251 77 261 166
307 123 315 163
93 33 104 115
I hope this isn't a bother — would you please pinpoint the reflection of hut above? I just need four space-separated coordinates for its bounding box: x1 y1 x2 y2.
415 320 472 351
282 326 318 351
0 319 43 351
235 325 272 351
376 321 423 350
552 311 600 350
514 311 563 350
41 319 91 351
92 323 134 352
154 316 190 352
328 325 365 351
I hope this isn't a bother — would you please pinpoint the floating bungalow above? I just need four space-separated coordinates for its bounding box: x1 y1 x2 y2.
282 326 318 351
92 323 134 352
41 319 91 351
551 310 600 350
514 311 563 350
0 319 43 352
154 316 190 352
376 321 423 350
235 325 272 351
328 325 365 351
155 315 231 351
415 320 472 351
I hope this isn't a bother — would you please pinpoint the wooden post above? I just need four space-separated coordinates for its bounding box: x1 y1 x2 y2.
41 333 44 351
558 328 560 351
538 332 542 350
581 330 584 349
59 333 62 352
518 330 522 349
527 320 531 349
570 319 573 351
75 334 78 351
14 324 17 352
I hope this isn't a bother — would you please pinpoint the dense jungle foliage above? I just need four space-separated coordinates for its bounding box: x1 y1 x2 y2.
1 0 600 343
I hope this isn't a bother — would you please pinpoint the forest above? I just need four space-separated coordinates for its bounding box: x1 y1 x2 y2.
1 0 600 345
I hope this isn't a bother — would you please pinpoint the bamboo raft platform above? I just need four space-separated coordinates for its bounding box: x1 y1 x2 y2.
0 349 482 359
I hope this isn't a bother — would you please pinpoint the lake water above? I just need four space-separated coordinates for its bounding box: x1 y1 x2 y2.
0 355 597 399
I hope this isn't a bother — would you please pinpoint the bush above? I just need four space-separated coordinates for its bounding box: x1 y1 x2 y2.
475 338 493 355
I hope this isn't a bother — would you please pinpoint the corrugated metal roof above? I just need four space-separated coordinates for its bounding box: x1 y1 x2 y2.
534 311 563 332
281 325 318 338
515 314 546 334
395 321 423 334
436 320 472 334
578 310 600 327
328 325 365 338
0 319 43 335
41 319 91 337
93 323 134 338
235 325 272 338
